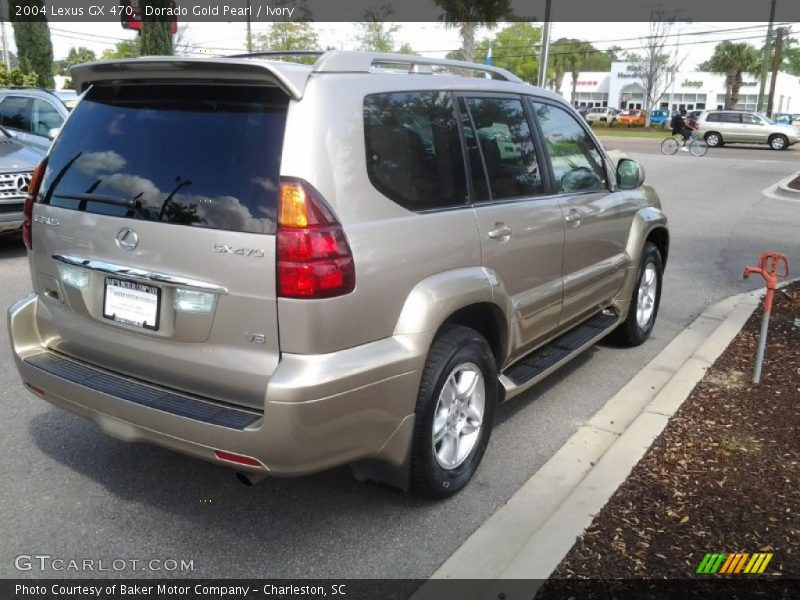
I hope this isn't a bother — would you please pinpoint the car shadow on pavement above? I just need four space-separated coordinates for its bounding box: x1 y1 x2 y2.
0 233 25 259
25 408 470 576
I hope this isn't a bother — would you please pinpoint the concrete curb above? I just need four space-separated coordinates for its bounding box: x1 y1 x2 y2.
762 169 800 202
413 289 763 599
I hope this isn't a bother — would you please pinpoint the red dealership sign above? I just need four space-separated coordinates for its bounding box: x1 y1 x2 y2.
120 1 178 34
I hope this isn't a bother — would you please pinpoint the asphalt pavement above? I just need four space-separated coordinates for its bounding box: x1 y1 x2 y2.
1 141 798 579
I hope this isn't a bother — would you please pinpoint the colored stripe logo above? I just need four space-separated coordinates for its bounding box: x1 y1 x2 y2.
696 552 773 574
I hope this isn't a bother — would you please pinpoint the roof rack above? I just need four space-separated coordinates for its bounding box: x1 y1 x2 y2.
227 50 325 60
311 51 523 83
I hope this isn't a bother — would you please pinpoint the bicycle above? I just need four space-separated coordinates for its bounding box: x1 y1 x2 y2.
661 130 708 157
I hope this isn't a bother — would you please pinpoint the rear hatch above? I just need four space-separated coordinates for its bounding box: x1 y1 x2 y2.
29 80 289 410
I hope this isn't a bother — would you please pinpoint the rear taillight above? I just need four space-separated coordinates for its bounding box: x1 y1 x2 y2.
277 178 355 299
23 159 47 250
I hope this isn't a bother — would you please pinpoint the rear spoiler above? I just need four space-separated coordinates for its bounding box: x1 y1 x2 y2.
70 56 311 100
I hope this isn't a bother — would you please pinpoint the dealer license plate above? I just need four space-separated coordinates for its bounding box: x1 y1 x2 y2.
103 278 161 330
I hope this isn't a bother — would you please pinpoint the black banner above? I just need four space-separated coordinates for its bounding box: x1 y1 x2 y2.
4 579 800 600
2 0 799 23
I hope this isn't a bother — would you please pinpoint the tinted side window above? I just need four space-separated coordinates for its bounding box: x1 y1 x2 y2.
742 113 761 125
0 96 30 131
709 112 741 123
31 98 64 136
364 91 466 212
463 97 543 200
533 102 606 194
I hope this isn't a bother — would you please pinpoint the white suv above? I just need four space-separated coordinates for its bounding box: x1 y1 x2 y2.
586 107 618 124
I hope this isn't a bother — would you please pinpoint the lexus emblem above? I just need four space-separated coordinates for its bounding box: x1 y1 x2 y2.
15 173 31 193
115 228 139 251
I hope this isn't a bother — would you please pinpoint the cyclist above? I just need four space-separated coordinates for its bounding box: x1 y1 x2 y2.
670 109 696 152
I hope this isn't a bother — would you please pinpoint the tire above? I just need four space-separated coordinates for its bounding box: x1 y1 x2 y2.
608 242 663 347
410 325 498 498
769 134 788 151
704 132 723 147
690 139 708 157
661 137 679 155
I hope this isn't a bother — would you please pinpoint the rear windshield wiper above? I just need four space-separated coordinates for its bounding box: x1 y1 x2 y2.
53 193 136 209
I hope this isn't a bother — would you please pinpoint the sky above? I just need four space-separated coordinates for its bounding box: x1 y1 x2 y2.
3 20 793 72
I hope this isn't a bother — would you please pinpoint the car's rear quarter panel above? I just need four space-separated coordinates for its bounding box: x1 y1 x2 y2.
277 74 486 355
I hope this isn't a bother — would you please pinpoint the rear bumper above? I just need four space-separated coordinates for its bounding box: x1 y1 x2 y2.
9 293 428 476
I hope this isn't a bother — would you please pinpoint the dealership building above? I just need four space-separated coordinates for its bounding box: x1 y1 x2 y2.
558 61 800 114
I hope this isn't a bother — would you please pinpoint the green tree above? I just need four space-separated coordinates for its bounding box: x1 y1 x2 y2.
783 43 800 76
0 66 38 87
761 34 800 77
433 0 513 64
254 23 319 64
549 39 599 103
9 0 54 88
356 22 398 52
101 40 140 60
140 0 174 56
475 23 542 83
700 41 761 109
66 46 96 67
397 42 414 54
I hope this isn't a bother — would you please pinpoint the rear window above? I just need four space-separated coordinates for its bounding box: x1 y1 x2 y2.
40 83 288 234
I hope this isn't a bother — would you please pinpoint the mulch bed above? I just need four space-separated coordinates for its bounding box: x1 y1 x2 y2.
788 176 800 191
547 282 800 579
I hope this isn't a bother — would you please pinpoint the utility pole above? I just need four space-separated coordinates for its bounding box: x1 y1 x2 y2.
246 0 252 52
0 0 9 70
756 0 776 114
0 21 9 71
766 27 784 117
536 0 551 88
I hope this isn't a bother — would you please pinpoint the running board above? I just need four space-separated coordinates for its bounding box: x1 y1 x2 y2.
500 311 620 401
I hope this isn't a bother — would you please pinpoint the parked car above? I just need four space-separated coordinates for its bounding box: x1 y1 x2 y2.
696 109 798 150
586 106 618 124
618 109 645 126
649 109 670 126
575 105 590 121
0 88 71 152
0 125 44 233
9 51 668 498
772 113 800 127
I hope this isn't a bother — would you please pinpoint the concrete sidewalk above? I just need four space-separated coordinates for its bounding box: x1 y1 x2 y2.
414 289 763 600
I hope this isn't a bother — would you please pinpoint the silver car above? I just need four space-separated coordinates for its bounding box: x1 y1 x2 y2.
0 88 71 152
0 126 43 233
697 109 799 150
8 52 668 497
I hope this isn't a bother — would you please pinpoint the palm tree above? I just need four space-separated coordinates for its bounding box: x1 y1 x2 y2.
433 0 513 64
551 39 594 104
701 41 761 109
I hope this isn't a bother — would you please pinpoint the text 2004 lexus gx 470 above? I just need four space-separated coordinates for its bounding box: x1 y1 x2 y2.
9 52 668 497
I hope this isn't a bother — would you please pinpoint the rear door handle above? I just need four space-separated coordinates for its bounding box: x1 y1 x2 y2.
488 224 513 239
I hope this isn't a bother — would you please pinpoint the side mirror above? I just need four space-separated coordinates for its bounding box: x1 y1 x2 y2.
48 127 60 140
616 158 644 190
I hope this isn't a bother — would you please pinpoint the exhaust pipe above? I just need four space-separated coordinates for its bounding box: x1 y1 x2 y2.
236 471 267 486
